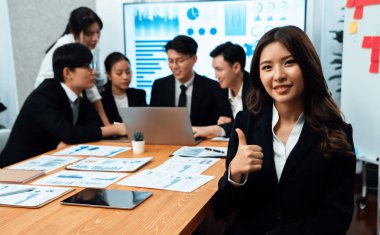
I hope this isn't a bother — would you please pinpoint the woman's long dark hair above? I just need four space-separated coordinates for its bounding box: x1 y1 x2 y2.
45 7 103 53
247 26 354 157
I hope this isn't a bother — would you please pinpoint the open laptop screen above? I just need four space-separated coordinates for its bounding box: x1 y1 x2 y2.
118 107 203 145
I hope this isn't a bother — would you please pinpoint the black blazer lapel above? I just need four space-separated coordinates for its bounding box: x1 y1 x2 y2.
242 71 251 112
251 107 279 188
279 123 319 184
167 76 176 107
190 74 202 121
55 81 74 124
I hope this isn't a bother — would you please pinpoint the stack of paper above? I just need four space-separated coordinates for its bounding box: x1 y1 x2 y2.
0 169 45 184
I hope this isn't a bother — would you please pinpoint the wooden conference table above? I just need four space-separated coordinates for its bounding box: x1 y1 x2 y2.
0 140 227 234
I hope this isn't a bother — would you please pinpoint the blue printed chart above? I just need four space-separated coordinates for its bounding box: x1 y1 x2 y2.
122 0 306 101
66 157 152 172
10 155 83 173
33 170 128 188
117 169 214 192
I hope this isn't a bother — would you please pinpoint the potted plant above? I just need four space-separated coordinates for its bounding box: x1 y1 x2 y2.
131 131 145 154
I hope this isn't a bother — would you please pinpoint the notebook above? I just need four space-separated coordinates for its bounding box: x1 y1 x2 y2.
118 107 203 145
0 169 45 184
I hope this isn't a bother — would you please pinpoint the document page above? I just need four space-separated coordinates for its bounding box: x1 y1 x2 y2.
10 155 83 173
53 145 131 157
66 157 152 172
172 146 227 158
0 184 72 208
33 170 127 188
153 156 219 174
117 169 214 192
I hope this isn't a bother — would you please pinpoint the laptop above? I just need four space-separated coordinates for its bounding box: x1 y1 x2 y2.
118 107 203 145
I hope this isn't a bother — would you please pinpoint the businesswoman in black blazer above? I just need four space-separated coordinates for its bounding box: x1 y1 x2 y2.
101 52 147 123
215 26 356 235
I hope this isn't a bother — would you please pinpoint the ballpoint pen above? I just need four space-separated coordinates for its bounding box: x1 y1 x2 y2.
204 148 225 154
0 187 36 197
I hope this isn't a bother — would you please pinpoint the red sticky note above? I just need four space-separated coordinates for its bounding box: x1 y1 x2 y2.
364 0 380 6
369 62 379 73
372 36 380 46
354 6 364 19
362 36 373 48
346 0 355 7
371 49 380 62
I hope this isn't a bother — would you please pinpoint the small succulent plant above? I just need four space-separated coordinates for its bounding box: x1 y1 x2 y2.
133 131 144 141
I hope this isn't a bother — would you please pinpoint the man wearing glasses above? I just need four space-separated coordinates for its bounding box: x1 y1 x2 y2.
0 43 126 167
150 35 231 126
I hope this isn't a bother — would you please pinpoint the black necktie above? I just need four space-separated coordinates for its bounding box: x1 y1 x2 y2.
72 97 80 124
178 85 187 107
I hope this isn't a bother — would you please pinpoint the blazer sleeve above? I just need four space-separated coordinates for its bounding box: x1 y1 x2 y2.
29 92 102 144
268 124 356 235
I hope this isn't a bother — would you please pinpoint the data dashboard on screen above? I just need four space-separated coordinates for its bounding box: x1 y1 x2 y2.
122 0 306 98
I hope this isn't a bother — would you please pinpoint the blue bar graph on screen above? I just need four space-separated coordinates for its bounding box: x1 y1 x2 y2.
225 3 246 36
122 1 306 102
132 5 179 92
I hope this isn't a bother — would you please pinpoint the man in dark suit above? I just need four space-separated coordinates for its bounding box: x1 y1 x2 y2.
150 35 231 126
193 42 252 138
0 43 126 167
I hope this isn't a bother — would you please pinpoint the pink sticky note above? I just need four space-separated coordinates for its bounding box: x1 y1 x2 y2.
371 49 380 62
369 62 379 73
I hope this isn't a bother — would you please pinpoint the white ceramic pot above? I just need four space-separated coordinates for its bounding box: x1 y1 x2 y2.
131 140 145 154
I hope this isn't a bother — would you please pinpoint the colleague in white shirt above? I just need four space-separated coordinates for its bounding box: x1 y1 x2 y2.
192 42 251 138
35 6 110 126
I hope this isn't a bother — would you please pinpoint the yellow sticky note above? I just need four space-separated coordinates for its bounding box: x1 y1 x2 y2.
349 21 358 34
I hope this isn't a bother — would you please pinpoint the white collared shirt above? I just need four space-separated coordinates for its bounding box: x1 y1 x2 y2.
228 82 244 118
35 34 104 103
175 74 194 115
228 104 305 186
272 104 305 181
113 93 129 108
60 82 82 124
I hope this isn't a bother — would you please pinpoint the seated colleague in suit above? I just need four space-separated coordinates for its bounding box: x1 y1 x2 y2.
150 35 231 126
214 26 356 235
192 42 251 138
101 52 147 123
0 43 127 167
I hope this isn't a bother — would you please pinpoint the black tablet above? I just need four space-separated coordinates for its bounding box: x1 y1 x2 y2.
61 188 152 209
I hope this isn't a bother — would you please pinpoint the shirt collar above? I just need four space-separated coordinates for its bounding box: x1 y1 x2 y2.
271 103 305 130
60 82 82 103
228 82 243 100
175 73 195 88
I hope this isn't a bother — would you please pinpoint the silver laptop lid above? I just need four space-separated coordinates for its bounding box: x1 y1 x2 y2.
118 107 202 145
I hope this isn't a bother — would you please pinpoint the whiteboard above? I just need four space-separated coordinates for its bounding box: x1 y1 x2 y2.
341 4 380 160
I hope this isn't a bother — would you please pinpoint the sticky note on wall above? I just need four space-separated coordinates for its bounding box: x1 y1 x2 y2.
349 21 358 34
